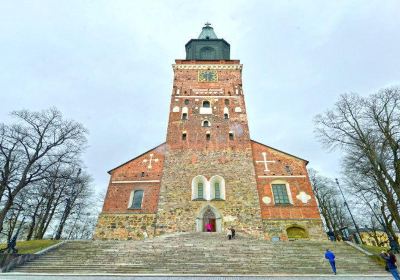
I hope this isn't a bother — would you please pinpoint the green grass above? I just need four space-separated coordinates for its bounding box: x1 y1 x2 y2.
360 244 389 267
0 240 60 254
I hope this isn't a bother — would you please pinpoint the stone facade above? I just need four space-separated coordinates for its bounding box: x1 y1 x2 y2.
94 25 325 241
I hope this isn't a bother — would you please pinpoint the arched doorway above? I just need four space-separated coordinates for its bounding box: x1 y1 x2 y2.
196 205 222 233
203 207 216 232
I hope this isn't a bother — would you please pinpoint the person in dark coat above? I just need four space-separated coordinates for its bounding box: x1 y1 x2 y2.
381 251 400 280
231 227 236 239
325 249 337 275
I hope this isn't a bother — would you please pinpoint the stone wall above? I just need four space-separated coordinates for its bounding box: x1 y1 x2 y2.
155 149 264 238
262 218 325 241
93 213 156 240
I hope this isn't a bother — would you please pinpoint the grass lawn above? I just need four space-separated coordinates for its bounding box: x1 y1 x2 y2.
360 244 389 267
0 239 60 254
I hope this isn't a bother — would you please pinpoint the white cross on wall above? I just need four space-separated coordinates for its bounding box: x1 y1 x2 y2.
256 152 275 172
142 153 159 169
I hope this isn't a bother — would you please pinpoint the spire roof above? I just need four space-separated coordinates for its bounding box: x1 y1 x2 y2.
198 22 218 39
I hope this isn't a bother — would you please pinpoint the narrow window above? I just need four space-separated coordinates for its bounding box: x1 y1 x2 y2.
229 132 234 140
198 183 204 199
206 133 211 141
224 113 229 119
182 113 188 120
203 101 210 108
203 120 210 127
285 165 292 174
184 99 189 105
130 190 144 209
224 99 230 105
141 172 145 177
272 184 290 205
215 182 220 199
182 133 187 140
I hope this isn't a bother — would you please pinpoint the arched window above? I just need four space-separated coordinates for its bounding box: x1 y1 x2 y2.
200 47 216 60
287 226 308 239
224 107 229 119
202 101 210 108
129 190 144 209
206 132 211 141
181 107 188 120
192 175 208 200
271 180 292 205
210 175 226 200
202 120 210 127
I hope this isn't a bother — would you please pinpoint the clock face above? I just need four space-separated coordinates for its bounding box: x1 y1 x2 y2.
198 70 218 82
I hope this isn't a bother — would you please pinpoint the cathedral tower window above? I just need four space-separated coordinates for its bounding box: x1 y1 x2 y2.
192 175 208 200
182 113 188 120
129 190 144 209
223 107 229 119
202 100 210 108
184 99 189 105
182 132 187 140
206 132 211 141
181 107 188 120
210 175 225 200
202 120 210 127
224 99 230 105
229 132 234 140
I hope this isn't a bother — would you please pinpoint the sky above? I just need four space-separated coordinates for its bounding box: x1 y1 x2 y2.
1 0 399 196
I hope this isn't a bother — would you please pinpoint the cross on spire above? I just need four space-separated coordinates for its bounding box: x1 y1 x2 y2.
205 22 211 27
142 153 159 169
256 152 275 172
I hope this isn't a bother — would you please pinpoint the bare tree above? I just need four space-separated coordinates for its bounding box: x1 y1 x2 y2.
0 108 88 234
314 88 400 231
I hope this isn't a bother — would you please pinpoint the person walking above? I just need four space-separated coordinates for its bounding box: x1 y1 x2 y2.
206 223 212 232
231 227 236 239
381 250 400 280
325 249 337 275
226 227 232 240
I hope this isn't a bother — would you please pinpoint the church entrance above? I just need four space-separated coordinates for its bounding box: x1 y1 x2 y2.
196 205 222 233
203 208 216 232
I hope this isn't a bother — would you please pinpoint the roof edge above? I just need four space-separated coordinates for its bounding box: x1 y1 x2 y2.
251 139 309 165
107 142 166 174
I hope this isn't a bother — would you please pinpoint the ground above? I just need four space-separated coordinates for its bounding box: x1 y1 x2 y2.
0 240 60 254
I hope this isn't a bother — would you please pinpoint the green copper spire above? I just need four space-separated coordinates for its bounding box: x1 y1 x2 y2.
185 24 230 60
198 22 218 39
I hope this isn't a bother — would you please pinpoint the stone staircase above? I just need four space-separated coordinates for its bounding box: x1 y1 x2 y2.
10 232 385 275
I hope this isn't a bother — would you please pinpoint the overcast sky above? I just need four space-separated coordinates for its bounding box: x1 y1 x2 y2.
1 0 399 195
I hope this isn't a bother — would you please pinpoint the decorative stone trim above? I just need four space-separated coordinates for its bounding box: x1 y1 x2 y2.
173 64 242 70
258 175 307 178
112 180 161 184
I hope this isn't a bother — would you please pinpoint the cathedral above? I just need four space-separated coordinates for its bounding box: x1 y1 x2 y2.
94 24 325 241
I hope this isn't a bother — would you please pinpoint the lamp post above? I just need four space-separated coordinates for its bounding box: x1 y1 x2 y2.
335 178 364 244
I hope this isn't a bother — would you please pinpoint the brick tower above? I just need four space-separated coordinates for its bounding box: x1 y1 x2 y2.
94 24 324 241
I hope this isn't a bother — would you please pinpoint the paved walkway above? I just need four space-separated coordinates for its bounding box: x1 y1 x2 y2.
1 275 394 280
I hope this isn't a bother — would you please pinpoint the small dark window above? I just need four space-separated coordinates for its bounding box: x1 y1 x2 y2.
198 183 204 199
141 172 145 177
182 113 188 120
184 99 189 105
182 133 187 140
206 133 211 141
203 101 210 108
203 120 210 127
224 113 229 119
225 99 230 105
229 132 234 140
285 165 292 174
130 190 144 209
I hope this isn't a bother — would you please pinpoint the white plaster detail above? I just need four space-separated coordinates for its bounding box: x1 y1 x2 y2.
195 106 199 109
234 107 242 113
176 89 180 95
200 107 212 114
142 153 159 169
235 88 239 95
173 64 242 70
175 99 179 102
195 98 199 101
223 215 237 222
172 106 180 112
262 196 272 205
296 191 311 203
214 99 218 101
256 152 275 172
213 106 217 109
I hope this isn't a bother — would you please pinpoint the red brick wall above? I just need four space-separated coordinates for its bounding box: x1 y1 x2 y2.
101 144 165 213
251 141 321 219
